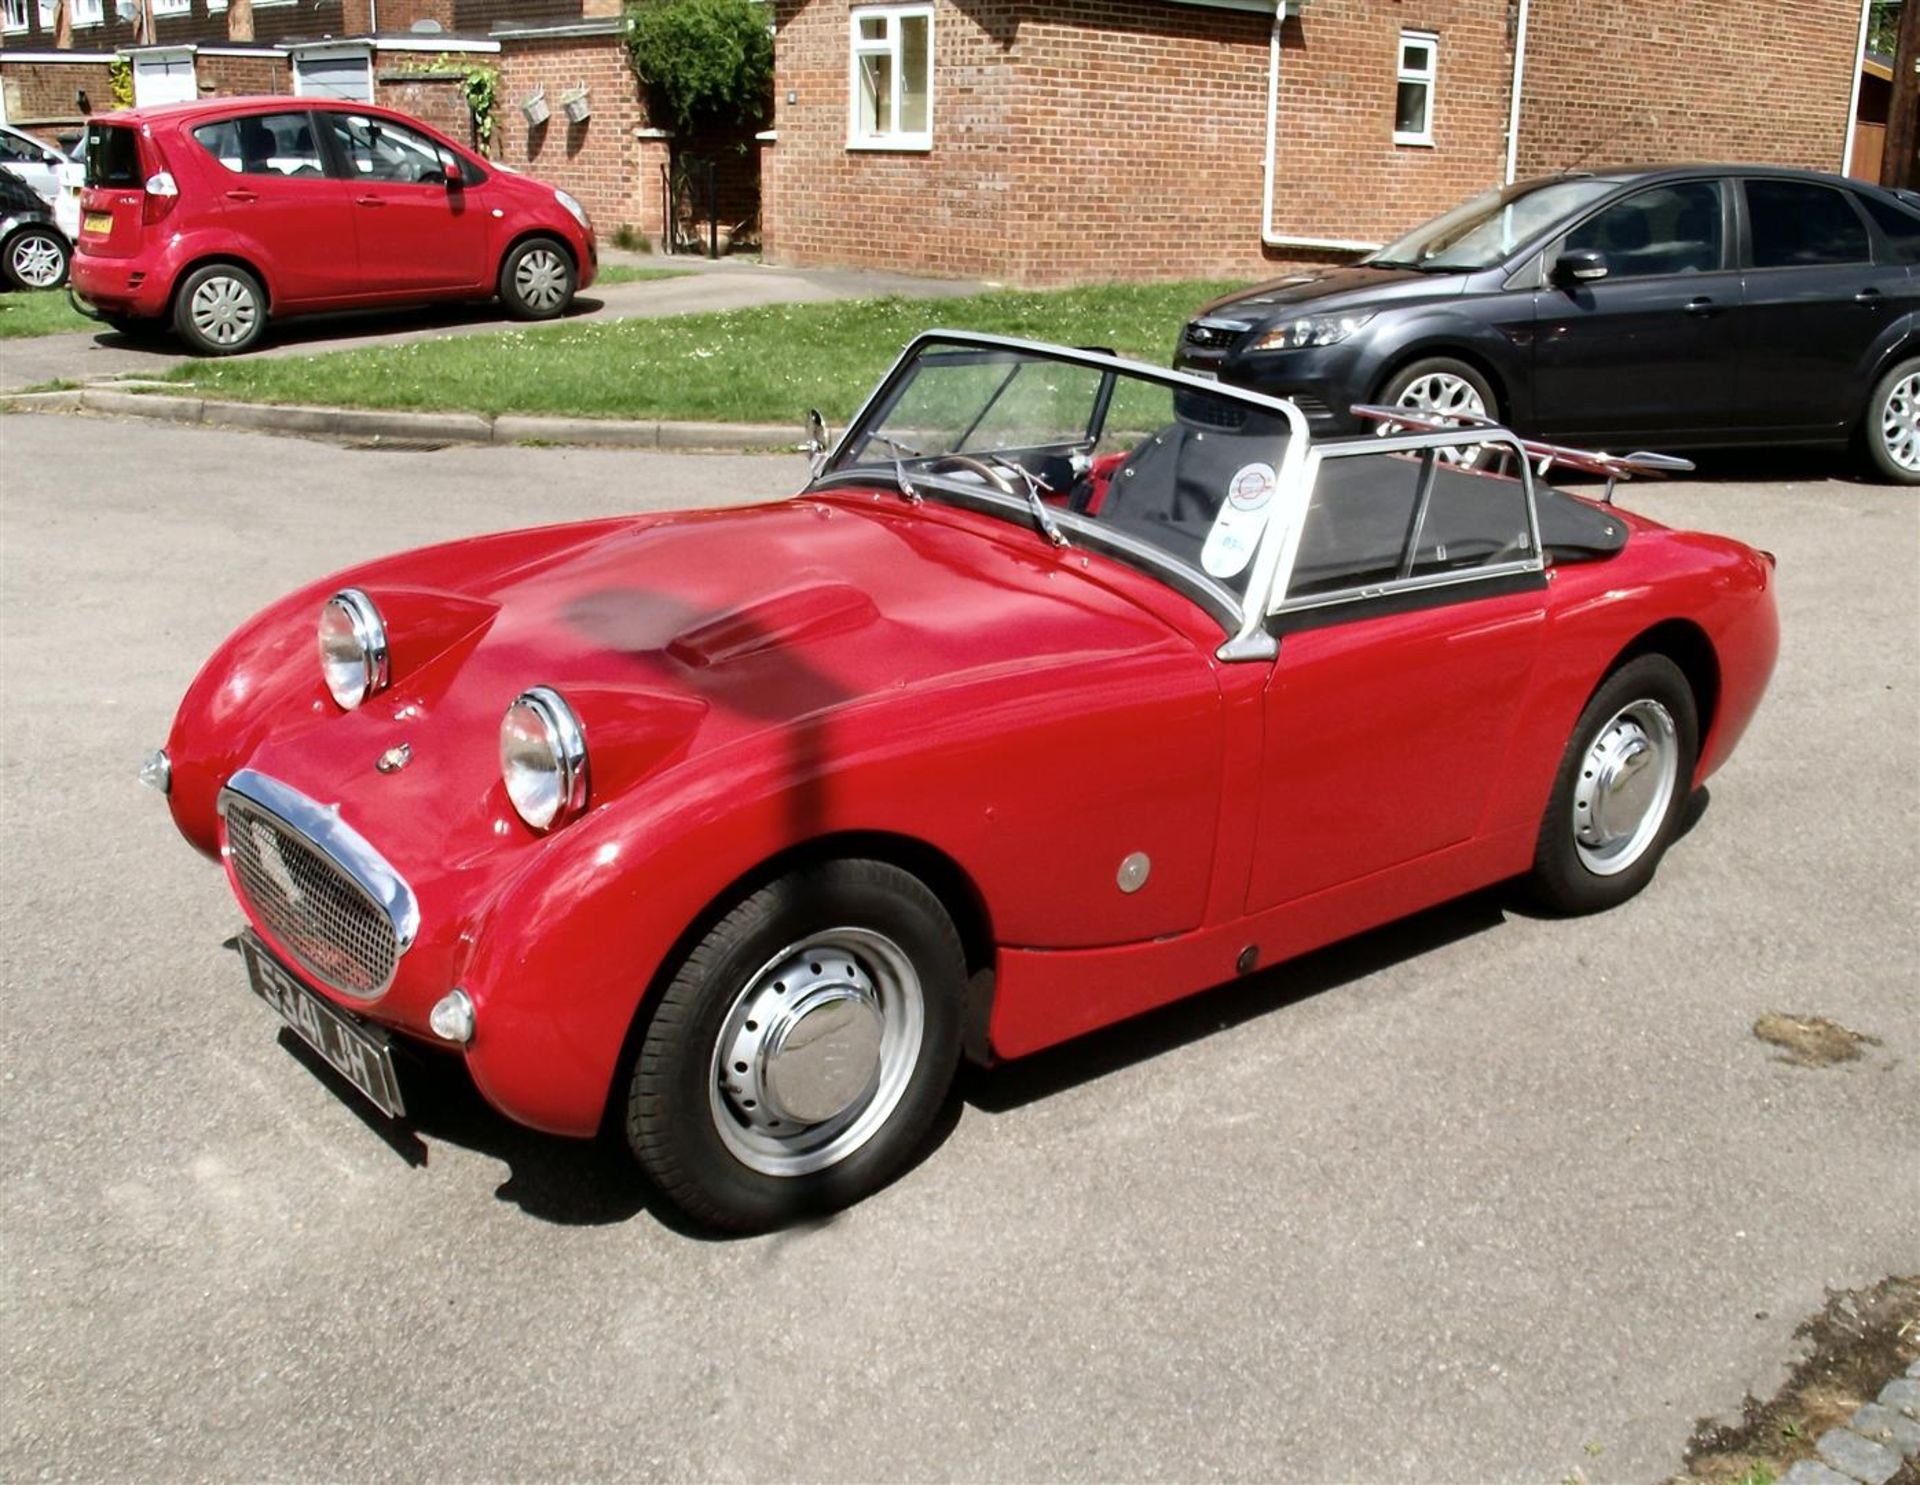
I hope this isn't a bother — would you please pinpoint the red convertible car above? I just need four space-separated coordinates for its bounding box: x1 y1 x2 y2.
149 335 1778 1231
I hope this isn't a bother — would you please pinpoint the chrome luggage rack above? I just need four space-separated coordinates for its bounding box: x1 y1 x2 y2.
1348 404 1694 504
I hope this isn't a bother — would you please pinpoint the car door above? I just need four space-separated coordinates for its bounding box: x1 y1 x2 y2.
188 111 360 307
1528 179 1742 442
0 127 63 201
1247 443 1547 912
1731 176 1910 436
318 111 492 296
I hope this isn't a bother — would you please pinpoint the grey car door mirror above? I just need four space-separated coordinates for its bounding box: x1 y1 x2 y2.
804 409 830 477
1553 248 1609 286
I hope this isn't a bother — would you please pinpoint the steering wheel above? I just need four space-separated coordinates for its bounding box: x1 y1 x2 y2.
924 454 1019 495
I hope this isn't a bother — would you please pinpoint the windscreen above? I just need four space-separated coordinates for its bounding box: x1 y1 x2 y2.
83 124 142 187
826 342 1296 599
1371 178 1618 270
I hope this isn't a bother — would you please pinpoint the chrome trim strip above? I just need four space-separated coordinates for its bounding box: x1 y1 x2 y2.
218 768 421 952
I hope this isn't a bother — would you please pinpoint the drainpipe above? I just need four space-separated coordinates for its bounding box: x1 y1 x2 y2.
1261 0 1381 253
1502 0 1529 184
1841 0 1870 175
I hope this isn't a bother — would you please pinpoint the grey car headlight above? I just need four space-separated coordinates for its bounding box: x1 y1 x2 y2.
1248 311 1376 353
554 188 591 231
317 588 389 711
500 686 589 831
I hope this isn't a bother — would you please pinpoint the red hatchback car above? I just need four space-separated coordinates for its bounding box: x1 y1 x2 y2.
71 96 596 354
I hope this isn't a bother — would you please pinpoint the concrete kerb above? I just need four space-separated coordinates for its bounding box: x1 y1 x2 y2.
1 389 806 454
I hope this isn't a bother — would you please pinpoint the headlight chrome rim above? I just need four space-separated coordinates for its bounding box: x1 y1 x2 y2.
500 686 589 831
318 588 389 711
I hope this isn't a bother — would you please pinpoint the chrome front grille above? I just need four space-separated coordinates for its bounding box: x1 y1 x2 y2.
223 791 401 999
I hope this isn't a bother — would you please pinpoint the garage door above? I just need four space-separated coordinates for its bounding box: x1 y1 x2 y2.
293 51 373 103
132 53 197 107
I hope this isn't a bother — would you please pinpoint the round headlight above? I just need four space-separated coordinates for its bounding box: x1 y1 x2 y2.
500 687 588 831
318 589 389 711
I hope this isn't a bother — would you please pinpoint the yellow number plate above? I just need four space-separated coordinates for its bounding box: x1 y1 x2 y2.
83 210 113 234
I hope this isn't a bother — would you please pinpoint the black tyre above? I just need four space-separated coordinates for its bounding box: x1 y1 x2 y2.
1860 358 1920 486
1376 356 1501 467
627 859 965 1233
3 226 70 291
498 236 576 320
172 262 267 355
1528 654 1700 915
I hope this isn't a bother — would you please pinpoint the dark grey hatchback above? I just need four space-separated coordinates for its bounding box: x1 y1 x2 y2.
1175 166 1920 483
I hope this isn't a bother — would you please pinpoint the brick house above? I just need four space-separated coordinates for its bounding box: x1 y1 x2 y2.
0 0 687 243
760 0 1869 283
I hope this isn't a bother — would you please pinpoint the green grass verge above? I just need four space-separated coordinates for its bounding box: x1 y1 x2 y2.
161 282 1246 424
592 265 692 287
0 290 96 340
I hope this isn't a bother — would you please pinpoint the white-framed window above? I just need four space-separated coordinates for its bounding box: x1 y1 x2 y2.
848 3 932 151
1394 31 1437 147
1 0 31 35
150 0 191 14
73 0 104 25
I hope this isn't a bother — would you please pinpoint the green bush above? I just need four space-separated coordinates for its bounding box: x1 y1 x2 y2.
624 0 773 135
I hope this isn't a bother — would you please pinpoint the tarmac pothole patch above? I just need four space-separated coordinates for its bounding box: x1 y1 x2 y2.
1673 1275 1920 1483
1753 1012 1882 1069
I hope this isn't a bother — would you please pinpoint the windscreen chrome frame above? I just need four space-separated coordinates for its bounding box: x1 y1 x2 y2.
1263 429 1545 620
807 330 1312 661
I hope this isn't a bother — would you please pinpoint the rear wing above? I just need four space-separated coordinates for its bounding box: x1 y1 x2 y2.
1348 404 1693 504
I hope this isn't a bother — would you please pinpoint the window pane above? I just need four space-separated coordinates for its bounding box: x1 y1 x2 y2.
1860 192 1920 263
1401 41 1428 74
195 113 327 177
1396 81 1429 136
1747 180 1870 268
858 52 892 135
899 13 930 135
324 115 446 183
857 14 884 40
1562 181 1722 278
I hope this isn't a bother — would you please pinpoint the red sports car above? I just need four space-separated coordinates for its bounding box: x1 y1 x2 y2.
148 335 1778 1231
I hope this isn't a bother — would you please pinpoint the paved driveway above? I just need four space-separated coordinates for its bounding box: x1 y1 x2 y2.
1 416 1913 1482
0 257 987 394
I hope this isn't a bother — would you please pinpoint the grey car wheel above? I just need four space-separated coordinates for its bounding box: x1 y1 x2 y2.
1377 356 1500 468
1864 358 1920 486
5 227 70 290
499 237 575 320
172 263 266 356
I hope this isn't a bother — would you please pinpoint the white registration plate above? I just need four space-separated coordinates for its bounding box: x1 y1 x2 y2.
240 931 406 1119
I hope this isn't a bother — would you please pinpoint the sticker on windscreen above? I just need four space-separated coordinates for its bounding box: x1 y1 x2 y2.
1201 461 1277 579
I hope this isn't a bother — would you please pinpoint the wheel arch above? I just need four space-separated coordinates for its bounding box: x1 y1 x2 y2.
500 227 578 277
168 252 273 314
1369 340 1514 423
598 829 996 1134
1855 329 1920 434
1605 617 1721 754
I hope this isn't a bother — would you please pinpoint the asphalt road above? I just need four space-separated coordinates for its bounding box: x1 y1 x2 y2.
1 413 1914 1483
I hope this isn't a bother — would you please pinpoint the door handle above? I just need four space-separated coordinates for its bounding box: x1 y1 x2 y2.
1684 296 1718 316
1855 287 1884 306
224 188 258 203
355 195 386 208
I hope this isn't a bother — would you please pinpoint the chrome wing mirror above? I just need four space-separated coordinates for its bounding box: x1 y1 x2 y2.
803 409 830 478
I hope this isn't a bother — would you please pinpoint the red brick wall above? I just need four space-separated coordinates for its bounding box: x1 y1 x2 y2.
1515 0 1859 177
377 70 477 149
765 0 1513 284
0 59 114 130
494 31 663 240
195 51 287 99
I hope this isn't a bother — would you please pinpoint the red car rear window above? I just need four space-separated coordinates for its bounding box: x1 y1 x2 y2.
84 123 142 187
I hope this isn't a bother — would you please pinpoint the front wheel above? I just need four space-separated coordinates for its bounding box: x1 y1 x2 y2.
3 226 70 291
1861 358 1920 485
1528 654 1699 915
626 859 965 1232
498 237 575 320
1376 356 1501 467
173 263 267 355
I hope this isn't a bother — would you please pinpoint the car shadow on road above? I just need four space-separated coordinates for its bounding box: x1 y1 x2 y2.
963 887 1510 1115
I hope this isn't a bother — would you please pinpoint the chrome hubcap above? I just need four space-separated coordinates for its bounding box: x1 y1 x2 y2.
1572 699 1679 876
709 928 923 1178
1383 371 1489 465
514 248 567 311
189 275 258 346
11 235 62 288
1880 372 1920 472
